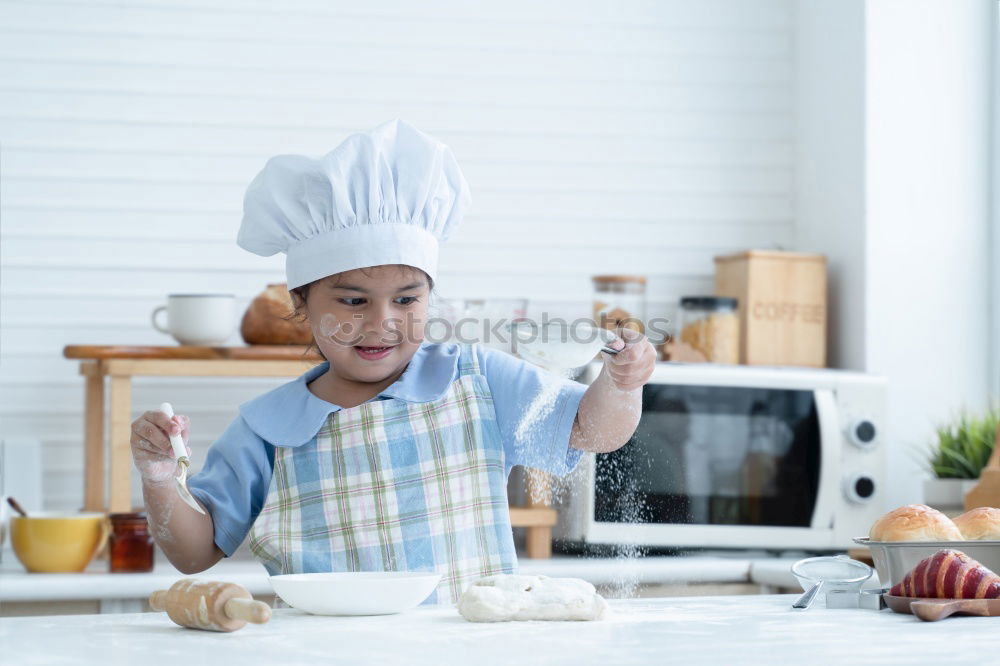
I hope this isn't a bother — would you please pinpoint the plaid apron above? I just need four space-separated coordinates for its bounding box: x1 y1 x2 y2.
248 344 516 605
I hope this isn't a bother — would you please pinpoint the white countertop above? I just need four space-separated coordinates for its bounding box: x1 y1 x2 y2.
0 553 798 602
0 595 991 666
0 559 270 602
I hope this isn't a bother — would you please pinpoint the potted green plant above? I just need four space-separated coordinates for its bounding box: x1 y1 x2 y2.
923 406 999 511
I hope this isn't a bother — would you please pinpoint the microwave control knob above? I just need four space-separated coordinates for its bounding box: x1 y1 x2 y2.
847 419 878 449
844 474 877 504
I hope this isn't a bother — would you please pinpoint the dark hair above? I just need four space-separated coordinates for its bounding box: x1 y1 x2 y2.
286 265 435 361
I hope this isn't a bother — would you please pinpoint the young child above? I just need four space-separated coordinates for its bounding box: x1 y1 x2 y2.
130 120 656 604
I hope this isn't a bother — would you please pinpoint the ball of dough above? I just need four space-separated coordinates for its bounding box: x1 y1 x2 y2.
953 507 1000 540
457 574 608 622
869 504 963 542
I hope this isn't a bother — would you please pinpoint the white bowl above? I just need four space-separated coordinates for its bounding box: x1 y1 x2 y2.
269 571 442 615
791 555 873 592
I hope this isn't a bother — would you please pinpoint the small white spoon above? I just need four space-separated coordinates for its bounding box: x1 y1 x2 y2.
159 402 206 515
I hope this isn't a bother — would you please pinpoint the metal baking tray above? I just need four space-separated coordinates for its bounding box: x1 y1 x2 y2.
853 537 1000 589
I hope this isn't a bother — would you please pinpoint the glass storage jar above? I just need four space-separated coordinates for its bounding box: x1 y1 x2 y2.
109 512 154 573
592 275 646 333
678 296 740 364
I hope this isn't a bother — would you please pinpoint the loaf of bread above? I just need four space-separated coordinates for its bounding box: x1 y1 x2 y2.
890 549 1000 599
240 283 314 345
953 507 1000 540
869 504 963 542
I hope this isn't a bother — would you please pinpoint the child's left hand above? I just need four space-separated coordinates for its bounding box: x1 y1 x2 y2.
601 328 657 392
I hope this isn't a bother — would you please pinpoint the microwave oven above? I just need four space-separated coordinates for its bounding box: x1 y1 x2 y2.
554 362 888 551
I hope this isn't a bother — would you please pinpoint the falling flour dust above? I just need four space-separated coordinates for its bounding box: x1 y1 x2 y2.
514 367 574 445
513 361 650 601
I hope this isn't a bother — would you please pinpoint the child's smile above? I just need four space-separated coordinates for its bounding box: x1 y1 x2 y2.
354 344 396 361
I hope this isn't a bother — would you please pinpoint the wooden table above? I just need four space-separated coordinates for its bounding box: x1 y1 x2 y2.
62 345 556 557
63 345 324 514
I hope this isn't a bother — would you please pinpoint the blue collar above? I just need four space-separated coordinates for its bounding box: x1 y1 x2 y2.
239 341 462 446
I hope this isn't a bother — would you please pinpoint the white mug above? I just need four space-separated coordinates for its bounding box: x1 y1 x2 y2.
151 294 236 346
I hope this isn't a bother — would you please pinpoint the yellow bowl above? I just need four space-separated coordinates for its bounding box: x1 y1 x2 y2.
10 513 109 573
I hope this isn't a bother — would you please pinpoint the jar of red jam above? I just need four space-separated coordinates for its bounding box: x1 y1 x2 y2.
108 512 154 573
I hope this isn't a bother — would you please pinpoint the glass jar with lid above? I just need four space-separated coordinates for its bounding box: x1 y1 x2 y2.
108 512 155 573
678 296 740 364
592 275 646 333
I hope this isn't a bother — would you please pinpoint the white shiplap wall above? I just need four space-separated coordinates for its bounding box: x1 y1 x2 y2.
0 0 794 510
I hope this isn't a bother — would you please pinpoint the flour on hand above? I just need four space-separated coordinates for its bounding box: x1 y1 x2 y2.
457 574 608 622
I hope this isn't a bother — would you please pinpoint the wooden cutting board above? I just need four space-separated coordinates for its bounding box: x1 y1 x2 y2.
63 344 323 361
964 428 1000 510
885 594 1000 621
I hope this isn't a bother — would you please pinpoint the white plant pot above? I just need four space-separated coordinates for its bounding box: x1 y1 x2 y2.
922 478 979 512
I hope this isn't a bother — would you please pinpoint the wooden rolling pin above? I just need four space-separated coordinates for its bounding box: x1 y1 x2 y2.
149 579 271 632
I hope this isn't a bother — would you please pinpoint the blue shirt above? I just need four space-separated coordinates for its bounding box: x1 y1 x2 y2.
188 342 588 556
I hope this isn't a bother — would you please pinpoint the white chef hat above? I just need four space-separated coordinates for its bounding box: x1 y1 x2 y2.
238 119 470 289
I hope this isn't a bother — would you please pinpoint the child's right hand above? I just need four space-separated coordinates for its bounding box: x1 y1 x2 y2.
130 410 191 484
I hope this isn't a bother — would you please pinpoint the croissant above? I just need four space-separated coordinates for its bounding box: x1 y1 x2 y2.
890 549 1000 599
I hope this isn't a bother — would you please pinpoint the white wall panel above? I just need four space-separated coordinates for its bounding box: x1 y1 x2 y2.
0 0 794 510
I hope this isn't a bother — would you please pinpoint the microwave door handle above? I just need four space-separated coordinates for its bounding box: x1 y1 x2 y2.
809 388 840 532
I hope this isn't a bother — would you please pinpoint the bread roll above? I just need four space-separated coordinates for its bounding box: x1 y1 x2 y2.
869 504 963 542
240 283 314 345
953 507 1000 540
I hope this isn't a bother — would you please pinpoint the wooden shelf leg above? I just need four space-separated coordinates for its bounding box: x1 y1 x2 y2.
525 526 553 559
525 468 553 559
108 374 133 513
82 362 105 512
